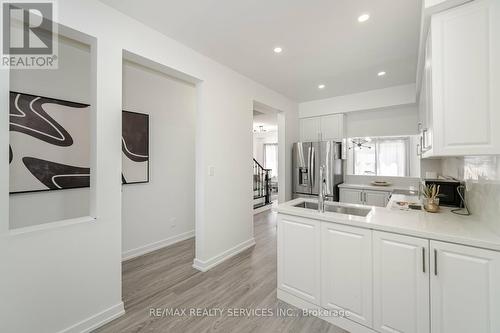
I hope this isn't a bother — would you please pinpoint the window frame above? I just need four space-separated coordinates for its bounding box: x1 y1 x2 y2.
352 136 410 177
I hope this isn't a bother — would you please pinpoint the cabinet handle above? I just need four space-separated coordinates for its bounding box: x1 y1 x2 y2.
418 122 423 132
422 247 426 273
434 249 438 276
360 191 363 203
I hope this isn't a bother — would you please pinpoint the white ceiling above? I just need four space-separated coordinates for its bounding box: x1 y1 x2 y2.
253 110 277 132
100 0 422 102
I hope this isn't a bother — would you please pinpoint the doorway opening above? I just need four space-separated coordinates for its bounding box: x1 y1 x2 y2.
253 104 279 212
121 50 198 261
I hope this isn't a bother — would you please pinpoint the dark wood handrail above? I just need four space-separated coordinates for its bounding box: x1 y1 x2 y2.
253 158 271 171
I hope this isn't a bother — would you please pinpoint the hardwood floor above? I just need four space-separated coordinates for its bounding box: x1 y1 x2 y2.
94 211 347 333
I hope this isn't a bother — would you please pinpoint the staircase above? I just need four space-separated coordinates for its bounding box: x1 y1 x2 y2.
253 158 272 209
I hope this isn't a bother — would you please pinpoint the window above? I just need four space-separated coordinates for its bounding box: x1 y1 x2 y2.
264 143 278 178
353 138 409 177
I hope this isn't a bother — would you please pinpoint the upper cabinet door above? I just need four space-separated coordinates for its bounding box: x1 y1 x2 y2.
320 114 344 142
430 241 500 333
373 232 430 333
321 223 373 327
299 117 321 142
431 0 500 156
277 215 321 305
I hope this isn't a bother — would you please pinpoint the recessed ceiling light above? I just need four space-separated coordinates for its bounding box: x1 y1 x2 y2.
358 13 370 23
273 47 283 54
318 84 326 89
377 71 386 76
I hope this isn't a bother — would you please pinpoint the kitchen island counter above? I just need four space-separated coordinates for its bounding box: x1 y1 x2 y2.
276 198 500 251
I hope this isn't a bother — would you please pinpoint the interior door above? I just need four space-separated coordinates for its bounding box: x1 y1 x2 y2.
321 223 373 327
431 241 500 333
373 231 430 333
293 142 312 195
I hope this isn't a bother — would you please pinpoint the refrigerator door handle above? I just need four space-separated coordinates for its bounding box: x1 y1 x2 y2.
310 147 315 188
307 147 312 187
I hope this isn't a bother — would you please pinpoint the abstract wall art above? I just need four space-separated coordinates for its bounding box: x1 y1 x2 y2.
9 91 91 194
122 110 149 184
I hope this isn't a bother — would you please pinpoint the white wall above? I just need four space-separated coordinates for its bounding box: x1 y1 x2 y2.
345 105 419 137
9 36 91 229
299 84 416 118
121 60 196 259
0 1 298 333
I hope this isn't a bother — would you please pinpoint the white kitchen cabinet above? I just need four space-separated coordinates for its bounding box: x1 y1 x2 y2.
299 117 321 142
321 223 372 327
373 232 430 333
299 114 345 142
430 241 500 333
339 188 390 207
422 26 434 153
339 188 363 205
364 190 390 207
320 114 345 141
277 215 321 305
422 0 500 157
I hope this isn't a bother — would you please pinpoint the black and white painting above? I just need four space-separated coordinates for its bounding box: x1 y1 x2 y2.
122 111 149 184
9 91 90 194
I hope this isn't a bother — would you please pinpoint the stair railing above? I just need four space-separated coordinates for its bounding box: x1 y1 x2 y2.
253 158 272 206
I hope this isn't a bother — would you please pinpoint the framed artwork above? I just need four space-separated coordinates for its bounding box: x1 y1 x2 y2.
122 110 149 184
9 91 91 194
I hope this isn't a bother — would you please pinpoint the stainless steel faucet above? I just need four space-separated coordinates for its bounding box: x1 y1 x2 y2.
318 165 326 213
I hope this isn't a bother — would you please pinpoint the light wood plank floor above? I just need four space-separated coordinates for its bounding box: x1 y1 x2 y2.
94 210 348 333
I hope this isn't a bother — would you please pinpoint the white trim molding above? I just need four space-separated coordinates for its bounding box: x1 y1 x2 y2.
122 230 195 261
254 204 273 215
193 238 256 272
57 302 125 333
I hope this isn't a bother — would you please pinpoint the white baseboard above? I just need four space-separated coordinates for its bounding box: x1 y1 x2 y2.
192 237 256 272
253 204 273 215
277 289 375 333
122 230 195 261
57 302 125 333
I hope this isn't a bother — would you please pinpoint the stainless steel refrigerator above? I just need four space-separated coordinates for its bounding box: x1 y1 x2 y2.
292 141 344 201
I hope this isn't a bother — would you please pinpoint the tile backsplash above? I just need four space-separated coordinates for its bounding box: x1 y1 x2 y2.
441 156 500 234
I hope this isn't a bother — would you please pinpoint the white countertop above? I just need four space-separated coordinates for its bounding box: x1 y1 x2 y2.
338 183 418 192
276 198 500 252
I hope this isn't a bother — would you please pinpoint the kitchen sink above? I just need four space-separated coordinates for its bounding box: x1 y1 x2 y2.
324 205 371 217
293 201 372 217
293 201 319 210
